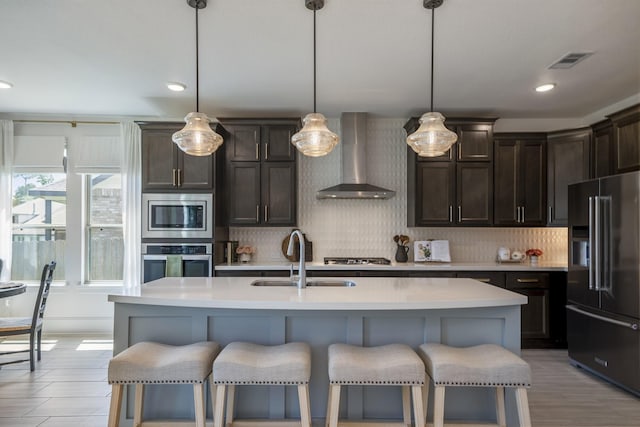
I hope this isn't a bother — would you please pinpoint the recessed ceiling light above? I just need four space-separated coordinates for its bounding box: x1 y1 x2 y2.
535 83 556 93
0 80 13 89
167 82 186 92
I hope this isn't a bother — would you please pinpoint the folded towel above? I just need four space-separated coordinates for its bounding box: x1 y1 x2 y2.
165 256 183 277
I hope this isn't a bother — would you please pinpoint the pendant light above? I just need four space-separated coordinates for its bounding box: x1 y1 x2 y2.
291 0 339 157
406 0 458 158
172 0 223 157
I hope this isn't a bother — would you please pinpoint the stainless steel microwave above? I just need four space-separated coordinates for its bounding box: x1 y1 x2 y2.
142 193 212 239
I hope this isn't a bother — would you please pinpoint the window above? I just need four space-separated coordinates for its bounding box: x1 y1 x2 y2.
86 174 123 282
11 173 66 281
9 125 124 285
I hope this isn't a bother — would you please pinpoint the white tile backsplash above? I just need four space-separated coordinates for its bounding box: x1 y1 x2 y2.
230 117 567 265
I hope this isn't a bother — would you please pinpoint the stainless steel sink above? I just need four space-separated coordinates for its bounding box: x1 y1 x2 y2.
308 280 356 287
250 280 356 287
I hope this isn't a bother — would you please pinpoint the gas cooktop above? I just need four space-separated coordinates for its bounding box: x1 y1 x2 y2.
324 257 391 265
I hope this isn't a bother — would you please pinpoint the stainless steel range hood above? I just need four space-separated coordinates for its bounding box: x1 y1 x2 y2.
317 112 396 200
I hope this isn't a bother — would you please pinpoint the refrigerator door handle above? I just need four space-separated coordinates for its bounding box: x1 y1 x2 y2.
594 195 603 291
567 305 639 331
588 196 596 290
601 196 612 292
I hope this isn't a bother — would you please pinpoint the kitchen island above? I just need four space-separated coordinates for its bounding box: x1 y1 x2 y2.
109 276 527 426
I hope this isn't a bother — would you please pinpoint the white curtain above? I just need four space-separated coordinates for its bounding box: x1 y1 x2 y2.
0 121 13 282
120 122 141 288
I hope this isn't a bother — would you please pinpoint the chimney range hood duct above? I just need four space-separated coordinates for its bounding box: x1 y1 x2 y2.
317 112 396 200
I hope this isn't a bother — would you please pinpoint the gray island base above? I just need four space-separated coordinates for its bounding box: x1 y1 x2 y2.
109 276 527 426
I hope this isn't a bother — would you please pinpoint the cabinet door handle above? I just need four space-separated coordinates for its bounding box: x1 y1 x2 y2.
516 206 520 223
522 206 525 223
516 278 540 283
265 142 269 160
476 278 492 283
255 142 260 160
177 169 182 187
256 205 260 222
264 205 268 222
449 205 453 223
172 169 177 187
458 206 462 223
548 206 552 223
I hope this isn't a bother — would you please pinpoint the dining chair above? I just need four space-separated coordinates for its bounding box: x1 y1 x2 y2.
0 261 56 371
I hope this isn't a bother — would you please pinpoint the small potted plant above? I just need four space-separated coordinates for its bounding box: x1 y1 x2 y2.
236 245 255 263
525 248 543 264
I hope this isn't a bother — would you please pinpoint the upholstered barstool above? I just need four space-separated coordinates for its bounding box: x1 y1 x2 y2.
418 343 532 427
212 341 312 427
107 341 220 427
326 343 425 427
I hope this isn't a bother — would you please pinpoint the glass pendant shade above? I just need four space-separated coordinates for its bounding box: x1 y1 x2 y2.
406 112 458 157
172 112 223 156
291 113 339 157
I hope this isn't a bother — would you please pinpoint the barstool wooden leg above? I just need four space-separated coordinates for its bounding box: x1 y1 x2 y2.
433 385 445 427
213 384 226 427
107 384 123 427
298 384 312 427
411 384 425 427
495 386 506 427
133 384 144 426
226 384 236 425
327 384 341 427
402 385 411 426
193 383 206 427
515 387 532 427
209 373 216 422
422 377 430 424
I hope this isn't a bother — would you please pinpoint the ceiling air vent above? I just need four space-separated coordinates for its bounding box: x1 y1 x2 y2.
548 52 594 69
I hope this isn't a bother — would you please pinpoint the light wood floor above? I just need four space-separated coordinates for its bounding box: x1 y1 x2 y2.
0 335 638 426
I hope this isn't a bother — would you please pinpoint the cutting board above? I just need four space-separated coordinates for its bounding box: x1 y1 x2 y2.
281 233 313 262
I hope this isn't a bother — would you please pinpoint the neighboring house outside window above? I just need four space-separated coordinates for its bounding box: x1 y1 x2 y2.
87 174 123 282
11 173 66 281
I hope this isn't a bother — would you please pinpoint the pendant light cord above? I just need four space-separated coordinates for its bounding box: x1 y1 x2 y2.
313 9 317 114
430 7 435 113
195 5 200 113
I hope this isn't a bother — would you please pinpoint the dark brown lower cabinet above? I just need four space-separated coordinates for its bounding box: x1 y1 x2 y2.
506 272 567 349
456 271 505 288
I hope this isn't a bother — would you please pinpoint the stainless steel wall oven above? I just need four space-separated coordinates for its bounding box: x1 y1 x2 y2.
142 243 212 283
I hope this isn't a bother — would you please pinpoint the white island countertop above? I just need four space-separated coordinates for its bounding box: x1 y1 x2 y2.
108 276 527 310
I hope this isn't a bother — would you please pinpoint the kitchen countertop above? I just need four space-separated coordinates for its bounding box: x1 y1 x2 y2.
215 260 567 272
108 276 527 310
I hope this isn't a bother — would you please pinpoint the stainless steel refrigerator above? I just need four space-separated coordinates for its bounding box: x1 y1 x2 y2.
567 170 640 396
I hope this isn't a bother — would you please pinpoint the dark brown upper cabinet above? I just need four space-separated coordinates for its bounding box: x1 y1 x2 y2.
591 119 614 179
547 127 592 226
405 118 496 227
220 118 299 226
225 122 297 163
608 104 640 174
139 122 220 191
494 133 547 226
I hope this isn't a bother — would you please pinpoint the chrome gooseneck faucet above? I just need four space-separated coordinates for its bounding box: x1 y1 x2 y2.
287 229 306 289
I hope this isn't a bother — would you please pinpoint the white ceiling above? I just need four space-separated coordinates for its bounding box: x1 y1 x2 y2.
1 0 639 122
